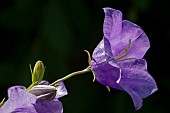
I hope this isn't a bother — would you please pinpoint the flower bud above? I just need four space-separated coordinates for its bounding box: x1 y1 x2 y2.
28 85 56 100
32 60 45 84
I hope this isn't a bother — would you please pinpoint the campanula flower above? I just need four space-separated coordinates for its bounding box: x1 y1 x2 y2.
91 7 158 110
0 81 67 113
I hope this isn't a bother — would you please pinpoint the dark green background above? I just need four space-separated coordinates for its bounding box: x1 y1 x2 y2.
0 0 169 113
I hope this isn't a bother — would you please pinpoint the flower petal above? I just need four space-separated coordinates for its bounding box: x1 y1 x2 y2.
34 99 63 113
103 8 122 39
92 60 121 90
55 82 68 98
12 106 37 113
110 20 150 58
118 59 158 110
92 37 122 89
92 38 114 64
38 80 68 99
125 32 150 59
0 86 37 113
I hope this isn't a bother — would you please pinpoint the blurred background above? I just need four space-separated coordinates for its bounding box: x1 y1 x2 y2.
0 0 169 113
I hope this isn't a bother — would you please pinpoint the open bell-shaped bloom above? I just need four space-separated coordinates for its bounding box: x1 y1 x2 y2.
0 81 67 113
91 7 158 110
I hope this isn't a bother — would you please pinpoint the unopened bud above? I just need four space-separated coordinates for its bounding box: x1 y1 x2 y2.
32 60 45 84
28 85 56 100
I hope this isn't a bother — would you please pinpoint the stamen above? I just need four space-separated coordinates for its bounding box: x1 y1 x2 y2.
114 39 131 61
116 58 138 62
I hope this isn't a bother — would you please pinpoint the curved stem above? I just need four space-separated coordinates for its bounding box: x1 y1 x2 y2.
26 81 38 91
50 66 91 86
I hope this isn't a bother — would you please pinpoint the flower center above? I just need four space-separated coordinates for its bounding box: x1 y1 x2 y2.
114 39 137 62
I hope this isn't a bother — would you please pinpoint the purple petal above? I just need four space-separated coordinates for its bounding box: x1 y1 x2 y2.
0 86 37 113
92 37 122 89
109 20 149 59
124 31 150 59
12 106 37 113
118 59 158 110
103 8 122 39
102 8 150 59
91 39 106 64
92 38 114 64
34 99 63 113
92 60 121 90
38 80 68 99
55 82 68 98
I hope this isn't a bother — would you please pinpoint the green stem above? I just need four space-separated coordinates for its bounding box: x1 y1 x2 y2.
26 81 38 91
50 66 91 86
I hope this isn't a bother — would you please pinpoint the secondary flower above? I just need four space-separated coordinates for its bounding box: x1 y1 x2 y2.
0 81 67 113
91 7 158 110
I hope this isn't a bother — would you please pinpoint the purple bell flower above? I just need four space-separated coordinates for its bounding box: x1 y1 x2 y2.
91 7 158 110
0 81 67 113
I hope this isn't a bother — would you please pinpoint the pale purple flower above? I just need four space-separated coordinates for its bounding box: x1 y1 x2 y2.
0 81 67 113
91 7 158 110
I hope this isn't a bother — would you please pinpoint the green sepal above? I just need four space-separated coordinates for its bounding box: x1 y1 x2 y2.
106 86 111 92
84 50 91 66
0 97 5 107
